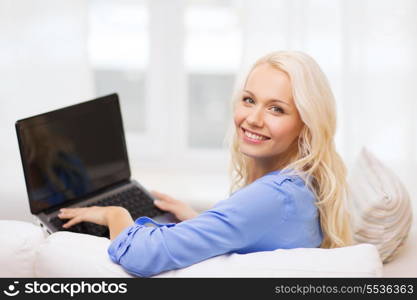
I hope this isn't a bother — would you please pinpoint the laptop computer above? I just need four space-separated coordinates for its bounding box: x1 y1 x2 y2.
15 93 172 238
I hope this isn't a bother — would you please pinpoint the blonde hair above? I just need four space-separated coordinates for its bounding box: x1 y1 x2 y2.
227 51 352 248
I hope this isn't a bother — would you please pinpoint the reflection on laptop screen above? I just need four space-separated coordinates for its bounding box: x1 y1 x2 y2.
16 94 130 214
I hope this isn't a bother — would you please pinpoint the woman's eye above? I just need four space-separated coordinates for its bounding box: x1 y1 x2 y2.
242 97 255 104
271 106 284 114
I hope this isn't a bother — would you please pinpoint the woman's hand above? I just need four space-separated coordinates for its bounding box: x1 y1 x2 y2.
151 190 199 222
58 206 127 228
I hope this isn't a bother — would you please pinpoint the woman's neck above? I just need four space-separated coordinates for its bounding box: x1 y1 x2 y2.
246 143 298 184
247 159 285 184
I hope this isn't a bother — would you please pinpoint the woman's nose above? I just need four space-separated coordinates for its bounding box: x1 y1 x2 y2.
246 108 264 127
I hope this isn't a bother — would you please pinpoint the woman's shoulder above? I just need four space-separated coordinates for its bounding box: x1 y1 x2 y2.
257 169 307 187
224 170 317 219
228 169 313 202
254 169 315 201
225 171 302 200
256 170 318 215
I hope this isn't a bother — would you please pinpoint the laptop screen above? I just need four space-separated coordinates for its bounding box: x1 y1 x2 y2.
16 94 131 214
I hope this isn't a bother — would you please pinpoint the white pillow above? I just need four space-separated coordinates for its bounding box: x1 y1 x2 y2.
0 220 46 277
347 147 413 263
35 231 382 277
35 232 133 278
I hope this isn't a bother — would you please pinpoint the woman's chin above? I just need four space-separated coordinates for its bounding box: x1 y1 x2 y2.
239 149 267 159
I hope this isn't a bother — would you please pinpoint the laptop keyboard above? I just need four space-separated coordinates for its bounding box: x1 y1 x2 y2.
49 186 164 238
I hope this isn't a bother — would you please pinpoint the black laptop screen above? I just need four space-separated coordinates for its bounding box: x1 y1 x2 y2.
16 94 131 214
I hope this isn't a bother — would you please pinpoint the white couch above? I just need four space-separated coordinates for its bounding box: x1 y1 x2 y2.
0 220 389 278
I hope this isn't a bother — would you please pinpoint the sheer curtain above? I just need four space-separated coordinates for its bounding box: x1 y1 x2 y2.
239 0 417 211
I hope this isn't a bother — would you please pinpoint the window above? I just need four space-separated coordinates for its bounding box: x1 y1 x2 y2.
88 0 148 133
185 1 242 149
87 0 242 171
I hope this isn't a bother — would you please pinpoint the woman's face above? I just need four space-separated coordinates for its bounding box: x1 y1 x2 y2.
234 63 304 162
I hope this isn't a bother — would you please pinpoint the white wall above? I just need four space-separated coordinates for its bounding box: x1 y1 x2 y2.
0 0 94 221
340 0 417 216
1 0 416 221
240 0 417 216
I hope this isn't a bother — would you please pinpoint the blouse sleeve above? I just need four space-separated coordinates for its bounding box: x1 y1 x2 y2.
108 176 294 277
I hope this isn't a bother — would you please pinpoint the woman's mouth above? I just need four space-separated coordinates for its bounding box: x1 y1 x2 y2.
241 128 270 144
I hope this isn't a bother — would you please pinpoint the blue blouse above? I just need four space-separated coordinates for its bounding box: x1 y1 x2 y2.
108 170 323 277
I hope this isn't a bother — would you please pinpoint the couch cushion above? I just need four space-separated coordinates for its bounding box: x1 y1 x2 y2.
347 148 413 263
0 220 45 277
155 244 382 277
35 231 382 277
382 222 417 277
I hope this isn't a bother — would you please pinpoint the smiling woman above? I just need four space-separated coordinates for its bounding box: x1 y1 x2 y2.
58 50 352 277
229 51 352 248
234 64 304 177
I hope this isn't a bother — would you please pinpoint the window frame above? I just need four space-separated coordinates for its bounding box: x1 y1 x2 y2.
127 0 233 172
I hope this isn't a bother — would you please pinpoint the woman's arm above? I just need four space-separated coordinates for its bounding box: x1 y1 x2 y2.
106 207 134 240
59 175 311 277
107 180 293 277
151 190 199 221
58 206 134 240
